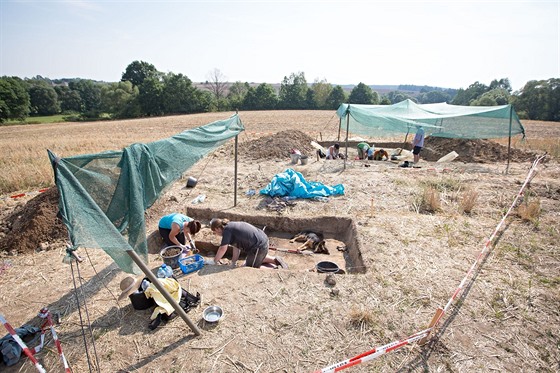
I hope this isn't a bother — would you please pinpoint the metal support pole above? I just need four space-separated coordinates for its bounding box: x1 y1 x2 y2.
337 117 342 142
126 250 201 336
344 106 350 170
234 134 239 206
506 105 513 175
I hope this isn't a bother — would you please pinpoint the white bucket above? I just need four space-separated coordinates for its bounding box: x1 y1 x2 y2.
290 153 300 164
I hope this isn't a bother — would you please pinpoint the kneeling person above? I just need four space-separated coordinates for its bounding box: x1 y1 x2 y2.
210 218 288 269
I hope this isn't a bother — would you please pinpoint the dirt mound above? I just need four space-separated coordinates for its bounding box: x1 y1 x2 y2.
241 130 317 160
0 187 67 255
423 137 537 163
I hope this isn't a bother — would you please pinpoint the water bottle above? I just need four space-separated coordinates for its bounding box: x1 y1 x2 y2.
157 264 172 278
165 264 173 278
191 194 206 204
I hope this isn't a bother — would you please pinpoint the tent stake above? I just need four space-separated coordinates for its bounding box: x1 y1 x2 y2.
126 250 201 336
419 307 444 346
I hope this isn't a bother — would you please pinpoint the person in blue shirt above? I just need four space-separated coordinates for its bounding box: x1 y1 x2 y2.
158 213 201 250
412 126 425 164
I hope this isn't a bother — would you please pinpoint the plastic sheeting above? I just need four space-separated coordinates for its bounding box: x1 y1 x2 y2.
259 168 344 198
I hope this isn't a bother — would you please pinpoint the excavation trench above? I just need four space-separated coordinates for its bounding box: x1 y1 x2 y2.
149 207 366 274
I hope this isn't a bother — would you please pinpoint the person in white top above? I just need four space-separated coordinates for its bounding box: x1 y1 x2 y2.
326 143 340 160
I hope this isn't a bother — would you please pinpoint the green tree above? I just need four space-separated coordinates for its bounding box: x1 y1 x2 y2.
54 85 82 113
0 76 30 122
255 83 278 110
227 81 250 110
311 79 333 109
417 90 451 104
138 76 164 116
242 83 277 110
26 80 60 115
386 91 415 104
121 60 159 87
489 78 512 93
161 73 199 114
69 79 102 118
348 82 375 104
242 87 259 110
305 89 317 109
279 72 308 109
325 85 346 109
471 88 510 106
514 78 560 120
451 81 489 105
100 81 140 118
379 96 391 105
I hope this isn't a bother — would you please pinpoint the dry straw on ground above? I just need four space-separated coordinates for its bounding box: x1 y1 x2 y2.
0 111 559 372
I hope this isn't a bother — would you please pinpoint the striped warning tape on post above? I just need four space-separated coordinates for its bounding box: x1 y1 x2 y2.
315 328 431 373
1 188 50 202
314 153 547 373
36 308 71 373
0 314 46 373
441 153 546 316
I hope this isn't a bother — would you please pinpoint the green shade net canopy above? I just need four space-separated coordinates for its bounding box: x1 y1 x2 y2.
49 114 244 274
336 99 525 139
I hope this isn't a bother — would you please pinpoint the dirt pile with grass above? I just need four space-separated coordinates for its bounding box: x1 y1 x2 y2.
241 129 317 160
423 137 537 163
0 187 67 255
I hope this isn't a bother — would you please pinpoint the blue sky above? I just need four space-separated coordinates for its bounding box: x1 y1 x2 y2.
1 0 558 91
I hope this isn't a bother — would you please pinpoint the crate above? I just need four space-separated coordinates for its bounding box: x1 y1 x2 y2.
179 254 204 275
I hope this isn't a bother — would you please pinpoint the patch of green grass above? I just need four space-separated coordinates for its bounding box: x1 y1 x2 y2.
5 114 66 125
421 177 463 193
537 276 560 287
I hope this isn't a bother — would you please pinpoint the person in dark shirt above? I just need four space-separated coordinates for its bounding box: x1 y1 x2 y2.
209 218 288 269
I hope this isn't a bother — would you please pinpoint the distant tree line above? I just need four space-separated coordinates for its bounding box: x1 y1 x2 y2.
1 60 558 123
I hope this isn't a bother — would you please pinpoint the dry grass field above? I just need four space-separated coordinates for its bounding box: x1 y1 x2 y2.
0 111 559 372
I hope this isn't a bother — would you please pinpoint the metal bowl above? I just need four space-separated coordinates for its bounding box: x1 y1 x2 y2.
203 306 223 323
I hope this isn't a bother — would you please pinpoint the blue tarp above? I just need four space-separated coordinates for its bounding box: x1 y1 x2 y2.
259 169 344 198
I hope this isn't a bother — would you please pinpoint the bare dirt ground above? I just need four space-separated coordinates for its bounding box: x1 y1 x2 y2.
0 111 559 372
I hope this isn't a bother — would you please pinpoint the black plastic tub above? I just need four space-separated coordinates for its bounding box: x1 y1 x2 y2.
316 261 340 274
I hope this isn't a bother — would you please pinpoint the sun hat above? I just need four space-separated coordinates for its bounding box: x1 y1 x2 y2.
118 276 139 301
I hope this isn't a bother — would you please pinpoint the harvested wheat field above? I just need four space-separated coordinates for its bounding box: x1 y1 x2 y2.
0 111 559 372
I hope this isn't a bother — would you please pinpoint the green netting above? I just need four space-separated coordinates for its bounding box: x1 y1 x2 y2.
336 99 525 139
49 114 244 274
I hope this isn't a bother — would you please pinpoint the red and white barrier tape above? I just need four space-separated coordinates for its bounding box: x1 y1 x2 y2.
2 188 50 201
37 308 71 373
442 153 546 315
315 328 431 373
0 314 46 373
315 154 546 372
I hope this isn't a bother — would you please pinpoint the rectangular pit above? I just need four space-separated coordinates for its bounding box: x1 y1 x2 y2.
173 207 366 274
